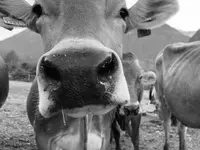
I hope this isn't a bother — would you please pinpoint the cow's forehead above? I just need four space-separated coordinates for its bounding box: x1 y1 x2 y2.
36 0 126 9
123 57 142 78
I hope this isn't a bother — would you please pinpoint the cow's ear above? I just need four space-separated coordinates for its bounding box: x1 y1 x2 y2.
125 0 179 33
137 29 151 38
0 0 38 32
141 71 156 85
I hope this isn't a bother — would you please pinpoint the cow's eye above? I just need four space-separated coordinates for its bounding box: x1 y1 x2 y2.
138 75 143 82
120 8 129 20
32 4 43 18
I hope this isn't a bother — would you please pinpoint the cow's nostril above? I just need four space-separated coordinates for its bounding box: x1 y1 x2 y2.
40 57 61 81
97 53 118 82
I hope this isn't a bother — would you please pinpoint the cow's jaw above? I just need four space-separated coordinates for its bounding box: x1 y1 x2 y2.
64 105 115 118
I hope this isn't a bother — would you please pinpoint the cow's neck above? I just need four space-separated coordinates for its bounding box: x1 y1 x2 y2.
35 111 112 150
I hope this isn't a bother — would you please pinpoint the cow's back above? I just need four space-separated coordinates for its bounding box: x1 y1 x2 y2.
0 56 9 108
156 41 200 128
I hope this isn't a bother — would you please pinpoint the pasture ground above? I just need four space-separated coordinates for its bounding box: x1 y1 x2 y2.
0 81 200 150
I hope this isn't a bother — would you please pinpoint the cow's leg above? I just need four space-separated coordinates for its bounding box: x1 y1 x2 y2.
130 114 141 150
110 130 113 143
178 122 188 150
35 136 47 150
161 103 171 150
111 120 121 150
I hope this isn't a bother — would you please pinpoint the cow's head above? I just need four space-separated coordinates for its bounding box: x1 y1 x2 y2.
147 75 160 112
0 0 179 118
142 70 157 104
142 71 156 87
118 52 143 116
118 53 156 116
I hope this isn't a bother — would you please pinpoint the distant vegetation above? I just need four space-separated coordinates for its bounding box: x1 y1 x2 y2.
3 50 36 82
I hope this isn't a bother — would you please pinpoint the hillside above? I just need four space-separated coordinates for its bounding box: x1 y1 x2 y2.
0 30 43 64
123 24 189 61
0 24 189 64
178 29 195 37
189 29 200 42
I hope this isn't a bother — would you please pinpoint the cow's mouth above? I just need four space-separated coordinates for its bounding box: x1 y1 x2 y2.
40 94 128 119
62 104 116 118
40 103 122 119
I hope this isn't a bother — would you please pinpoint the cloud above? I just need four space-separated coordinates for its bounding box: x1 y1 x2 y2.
167 0 200 31
26 0 34 5
125 0 137 8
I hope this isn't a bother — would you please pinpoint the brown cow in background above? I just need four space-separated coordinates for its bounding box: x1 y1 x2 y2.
112 52 156 150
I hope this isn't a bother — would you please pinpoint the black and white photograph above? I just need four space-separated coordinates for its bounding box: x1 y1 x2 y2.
0 0 199 149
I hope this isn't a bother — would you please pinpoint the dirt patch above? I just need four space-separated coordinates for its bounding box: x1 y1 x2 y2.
0 81 200 150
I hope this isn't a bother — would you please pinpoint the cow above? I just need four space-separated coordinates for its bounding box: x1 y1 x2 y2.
153 41 200 150
143 71 156 90
111 52 156 150
0 56 9 108
0 0 179 149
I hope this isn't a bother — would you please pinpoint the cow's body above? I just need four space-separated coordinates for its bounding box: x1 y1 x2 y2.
154 41 200 150
149 84 178 126
0 0 179 149
0 56 9 108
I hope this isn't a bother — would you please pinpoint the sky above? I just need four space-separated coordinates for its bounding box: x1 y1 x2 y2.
0 0 200 40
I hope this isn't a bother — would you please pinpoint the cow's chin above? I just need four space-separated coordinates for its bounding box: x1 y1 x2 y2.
64 105 116 118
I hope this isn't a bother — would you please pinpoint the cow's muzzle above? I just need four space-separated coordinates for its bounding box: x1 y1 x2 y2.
36 39 130 118
119 101 140 116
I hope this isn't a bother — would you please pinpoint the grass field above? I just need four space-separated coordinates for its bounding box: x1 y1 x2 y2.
0 81 200 150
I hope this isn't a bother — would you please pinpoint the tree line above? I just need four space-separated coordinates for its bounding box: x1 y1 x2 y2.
2 50 36 82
